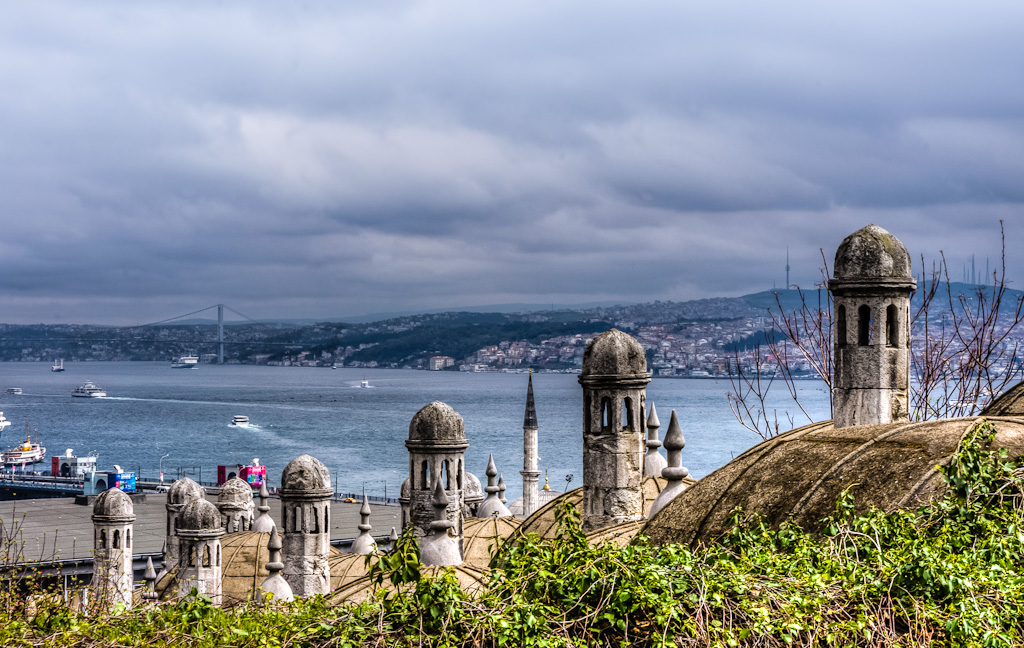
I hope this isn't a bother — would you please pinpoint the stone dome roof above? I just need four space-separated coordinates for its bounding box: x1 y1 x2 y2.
462 516 523 569
833 224 913 282
982 383 1024 417
329 552 372 592
219 531 271 607
167 477 205 506
280 455 331 494
218 477 254 504
464 472 483 504
642 416 1024 547
176 498 223 532
92 487 135 520
407 401 466 443
331 564 488 605
510 476 687 542
507 487 563 516
581 329 647 376
400 477 412 499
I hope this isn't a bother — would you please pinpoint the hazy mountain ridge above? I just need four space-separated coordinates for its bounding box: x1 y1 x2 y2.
0 283 1018 367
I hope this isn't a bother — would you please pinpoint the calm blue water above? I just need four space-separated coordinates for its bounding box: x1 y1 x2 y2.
0 363 831 500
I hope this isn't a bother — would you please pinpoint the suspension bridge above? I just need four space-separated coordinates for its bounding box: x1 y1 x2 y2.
0 304 306 362
136 303 258 364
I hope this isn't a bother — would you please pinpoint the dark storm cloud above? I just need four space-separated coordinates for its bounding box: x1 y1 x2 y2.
0 1 1022 324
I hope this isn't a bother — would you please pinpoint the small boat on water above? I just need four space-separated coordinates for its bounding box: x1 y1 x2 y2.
360 378 371 388
2 425 46 466
72 381 107 398
6 388 22 395
171 353 199 369
0 411 10 432
230 415 250 427
51 359 65 372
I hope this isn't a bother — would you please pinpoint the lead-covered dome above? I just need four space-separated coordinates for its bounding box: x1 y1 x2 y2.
408 401 465 443
167 477 205 506
581 329 647 376
642 416 1024 547
177 497 223 532
280 455 331 493
833 224 913 281
92 487 135 520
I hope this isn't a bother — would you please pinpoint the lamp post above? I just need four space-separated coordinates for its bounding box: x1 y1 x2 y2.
361 480 387 502
159 453 170 484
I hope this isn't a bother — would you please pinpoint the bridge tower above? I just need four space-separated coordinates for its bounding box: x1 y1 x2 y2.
218 304 225 364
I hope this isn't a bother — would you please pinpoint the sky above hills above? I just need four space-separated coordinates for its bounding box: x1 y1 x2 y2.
1 2 1022 325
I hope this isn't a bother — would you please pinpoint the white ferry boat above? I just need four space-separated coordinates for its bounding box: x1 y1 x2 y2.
72 381 107 398
0 411 10 431
51 359 65 372
230 415 250 427
2 427 46 466
171 353 199 369
360 378 371 388
5 388 21 395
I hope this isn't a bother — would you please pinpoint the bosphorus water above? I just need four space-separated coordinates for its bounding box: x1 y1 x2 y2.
0 362 831 501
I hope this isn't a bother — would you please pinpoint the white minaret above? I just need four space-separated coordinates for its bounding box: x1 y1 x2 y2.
829 224 915 428
520 371 541 517
91 488 136 609
279 454 333 597
578 329 650 532
175 498 225 605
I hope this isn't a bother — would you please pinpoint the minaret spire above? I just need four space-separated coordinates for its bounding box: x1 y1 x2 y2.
520 370 541 518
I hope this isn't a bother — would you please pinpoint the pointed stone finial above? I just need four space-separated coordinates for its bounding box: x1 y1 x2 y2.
156 538 170 581
477 455 512 518
486 454 498 482
498 474 507 504
389 526 398 549
142 557 158 603
419 481 462 566
252 481 276 533
259 529 294 605
649 410 690 517
643 403 668 478
349 494 377 555
430 481 452 532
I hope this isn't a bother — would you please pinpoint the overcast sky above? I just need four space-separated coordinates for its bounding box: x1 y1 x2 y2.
1 2 1022 325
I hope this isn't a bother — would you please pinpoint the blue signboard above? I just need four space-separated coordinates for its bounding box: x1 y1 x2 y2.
107 472 137 493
